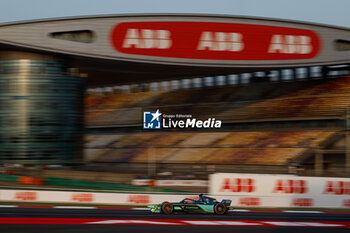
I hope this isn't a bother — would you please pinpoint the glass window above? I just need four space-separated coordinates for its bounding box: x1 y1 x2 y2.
334 40 350 51
50 30 94 43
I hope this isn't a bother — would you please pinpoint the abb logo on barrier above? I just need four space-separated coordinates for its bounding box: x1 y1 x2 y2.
71 193 94 202
323 181 350 195
238 197 260 206
291 198 314 207
14 191 37 201
273 180 308 194
127 195 150 204
220 178 255 192
110 22 321 60
342 199 350 207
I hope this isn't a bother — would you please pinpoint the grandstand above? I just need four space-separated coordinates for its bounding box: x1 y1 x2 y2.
85 74 350 177
86 76 350 127
1 14 350 183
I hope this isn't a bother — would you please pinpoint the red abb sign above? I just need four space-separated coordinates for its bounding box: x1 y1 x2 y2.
342 199 350 207
110 22 321 60
291 198 314 207
323 181 350 195
71 193 94 202
127 195 150 204
239 197 261 206
273 180 308 194
14 191 37 201
220 178 255 192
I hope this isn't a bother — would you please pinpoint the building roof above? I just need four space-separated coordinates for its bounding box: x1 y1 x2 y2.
0 14 349 86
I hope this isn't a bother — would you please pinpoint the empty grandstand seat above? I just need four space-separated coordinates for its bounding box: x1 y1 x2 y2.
179 133 229 147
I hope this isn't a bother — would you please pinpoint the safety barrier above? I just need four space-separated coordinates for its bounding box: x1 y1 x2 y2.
1 173 349 208
45 177 184 193
0 174 185 193
210 173 350 208
132 179 208 187
0 188 349 208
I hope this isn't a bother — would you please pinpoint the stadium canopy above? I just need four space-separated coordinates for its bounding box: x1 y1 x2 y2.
0 14 350 86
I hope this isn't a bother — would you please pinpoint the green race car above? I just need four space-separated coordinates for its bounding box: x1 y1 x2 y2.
149 194 232 215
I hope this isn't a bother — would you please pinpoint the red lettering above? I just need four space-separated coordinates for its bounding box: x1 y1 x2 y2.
127 195 150 204
239 197 260 206
111 22 320 61
71 193 94 202
232 178 241 192
292 198 314 207
220 178 231 192
220 178 255 193
273 180 307 194
299 180 307 194
342 199 350 207
14 192 37 201
323 181 350 195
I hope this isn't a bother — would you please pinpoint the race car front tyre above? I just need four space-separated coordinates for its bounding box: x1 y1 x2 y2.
214 203 227 215
161 202 173 214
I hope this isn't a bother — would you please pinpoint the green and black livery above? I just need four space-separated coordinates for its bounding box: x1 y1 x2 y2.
149 194 232 215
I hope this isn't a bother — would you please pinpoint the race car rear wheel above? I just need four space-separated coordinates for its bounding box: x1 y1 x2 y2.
161 202 173 214
214 203 226 215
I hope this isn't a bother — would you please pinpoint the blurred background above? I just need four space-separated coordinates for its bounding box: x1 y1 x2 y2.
0 0 349 196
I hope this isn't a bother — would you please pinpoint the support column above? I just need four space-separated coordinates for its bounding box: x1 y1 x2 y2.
315 149 324 176
346 129 350 176
321 66 328 78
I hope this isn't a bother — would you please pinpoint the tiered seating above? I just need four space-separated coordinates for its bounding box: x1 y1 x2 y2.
112 134 157 147
219 95 350 120
86 75 350 125
244 148 305 165
85 75 348 168
218 75 350 121
217 132 272 147
87 135 123 147
285 75 350 97
163 148 217 163
93 148 141 163
178 133 229 147
308 131 337 146
131 148 177 163
203 148 304 165
87 131 337 165
84 135 96 144
84 148 110 161
257 131 336 147
86 91 164 124
147 133 191 146
85 80 315 126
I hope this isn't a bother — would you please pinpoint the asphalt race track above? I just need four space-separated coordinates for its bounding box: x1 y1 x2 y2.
0 207 349 233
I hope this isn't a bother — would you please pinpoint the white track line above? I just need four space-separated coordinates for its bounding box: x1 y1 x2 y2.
54 206 96 209
283 210 323 214
132 208 149 210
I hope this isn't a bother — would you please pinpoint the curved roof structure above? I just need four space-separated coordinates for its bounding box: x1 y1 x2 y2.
1 14 349 86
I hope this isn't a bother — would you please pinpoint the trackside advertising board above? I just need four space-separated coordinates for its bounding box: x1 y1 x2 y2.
0 186 349 208
0 189 200 205
210 173 350 208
